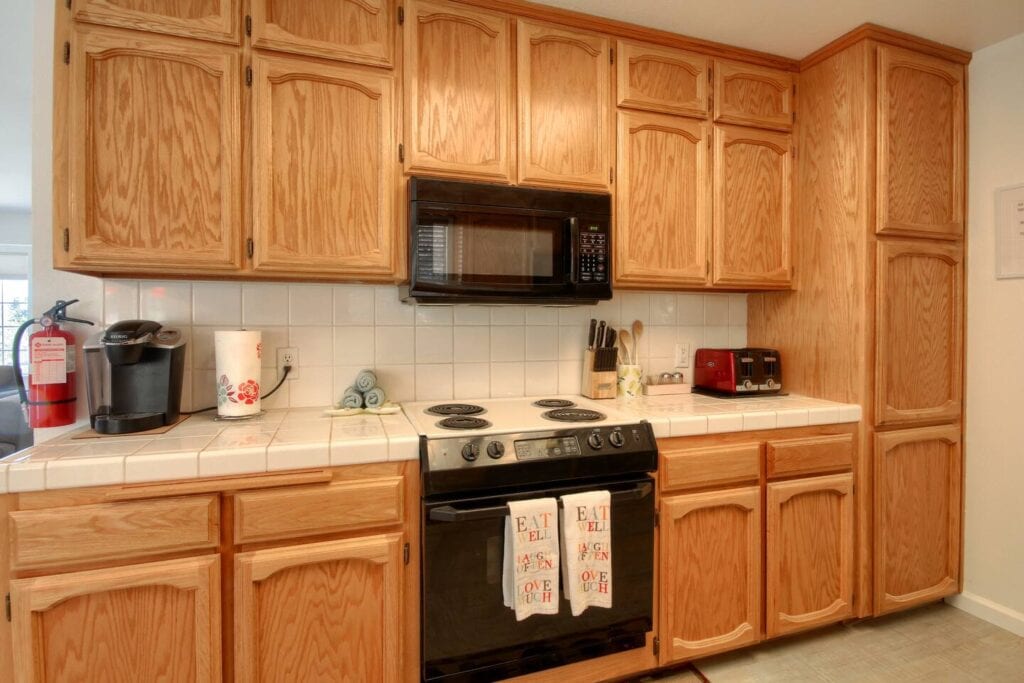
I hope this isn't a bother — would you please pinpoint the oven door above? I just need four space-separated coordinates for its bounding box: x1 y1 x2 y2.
422 477 654 682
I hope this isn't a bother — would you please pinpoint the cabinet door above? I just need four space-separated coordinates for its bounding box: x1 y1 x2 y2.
235 533 404 682
875 425 961 615
616 40 709 118
66 27 242 273
766 474 854 638
251 55 398 278
712 125 792 288
877 46 964 239
404 0 513 182
10 556 220 682
73 0 240 44
250 0 394 67
517 20 611 191
875 240 963 426
713 60 794 131
660 487 760 664
615 112 709 286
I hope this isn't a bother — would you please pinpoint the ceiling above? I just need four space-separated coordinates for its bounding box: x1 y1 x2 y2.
0 0 32 210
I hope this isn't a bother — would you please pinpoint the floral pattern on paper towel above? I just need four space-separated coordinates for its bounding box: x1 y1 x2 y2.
218 375 260 406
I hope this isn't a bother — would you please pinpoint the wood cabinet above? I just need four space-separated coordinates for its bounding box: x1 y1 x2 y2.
250 54 399 278
72 0 240 44
403 0 513 182
63 26 242 274
235 533 404 682
615 112 710 286
660 486 761 663
616 40 709 118
250 0 395 67
877 46 965 239
517 20 612 191
766 473 854 637
10 555 221 682
713 60 794 131
874 425 961 615
875 240 963 426
712 125 793 287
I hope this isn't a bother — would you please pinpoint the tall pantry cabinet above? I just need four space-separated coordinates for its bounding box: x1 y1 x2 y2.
747 27 969 617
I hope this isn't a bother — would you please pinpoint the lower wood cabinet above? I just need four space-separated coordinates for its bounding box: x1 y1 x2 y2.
766 473 854 637
9 555 221 682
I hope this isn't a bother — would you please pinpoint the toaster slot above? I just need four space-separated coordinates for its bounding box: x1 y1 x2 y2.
740 356 754 379
763 356 778 378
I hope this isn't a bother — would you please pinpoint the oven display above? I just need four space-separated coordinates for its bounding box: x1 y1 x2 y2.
514 436 581 460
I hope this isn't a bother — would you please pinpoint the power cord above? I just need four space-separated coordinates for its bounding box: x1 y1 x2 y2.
182 365 292 415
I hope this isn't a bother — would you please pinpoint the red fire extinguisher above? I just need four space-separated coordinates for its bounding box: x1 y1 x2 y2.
13 299 94 428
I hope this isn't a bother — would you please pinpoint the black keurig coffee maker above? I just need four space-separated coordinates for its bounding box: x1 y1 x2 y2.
84 320 187 434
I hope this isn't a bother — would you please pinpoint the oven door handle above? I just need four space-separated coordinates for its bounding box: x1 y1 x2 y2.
428 482 652 523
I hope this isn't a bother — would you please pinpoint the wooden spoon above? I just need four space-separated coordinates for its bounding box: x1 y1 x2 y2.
618 329 632 366
631 320 644 364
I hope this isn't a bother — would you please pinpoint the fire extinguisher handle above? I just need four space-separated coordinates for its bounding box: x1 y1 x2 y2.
41 299 95 328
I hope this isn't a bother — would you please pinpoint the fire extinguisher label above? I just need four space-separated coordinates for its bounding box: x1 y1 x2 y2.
30 337 68 385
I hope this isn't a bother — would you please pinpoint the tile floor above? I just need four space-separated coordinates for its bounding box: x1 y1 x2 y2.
644 603 1024 682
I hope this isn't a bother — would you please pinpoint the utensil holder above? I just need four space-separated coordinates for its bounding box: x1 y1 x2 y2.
581 349 617 399
616 364 643 398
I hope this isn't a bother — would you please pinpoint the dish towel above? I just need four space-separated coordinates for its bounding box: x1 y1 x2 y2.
355 369 377 393
363 386 386 408
560 490 612 616
502 498 560 621
341 386 364 409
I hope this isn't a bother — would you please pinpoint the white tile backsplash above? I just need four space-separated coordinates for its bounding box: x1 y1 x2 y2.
113 282 745 409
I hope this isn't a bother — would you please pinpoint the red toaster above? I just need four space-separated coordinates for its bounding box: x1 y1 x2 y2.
693 348 783 396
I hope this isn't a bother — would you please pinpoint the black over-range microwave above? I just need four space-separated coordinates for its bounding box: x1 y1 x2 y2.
400 177 612 305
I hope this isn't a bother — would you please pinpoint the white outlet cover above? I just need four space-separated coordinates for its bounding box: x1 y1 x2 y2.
674 343 690 368
277 347 300 380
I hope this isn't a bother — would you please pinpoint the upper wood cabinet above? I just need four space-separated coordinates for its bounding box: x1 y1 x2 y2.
712 125 793 288
10 555 221 682
72 0 240 44
403 0 513 182
64 26 242 274
235 533 404 682
616 40 709 118
766 474 854 638
875 425 961 615
875 240 963 426
250 0 395 67
517 20 612 191
615 112 710 287
713 60 794 131
250 54 398 278
660 487 761 663
877 46 965 239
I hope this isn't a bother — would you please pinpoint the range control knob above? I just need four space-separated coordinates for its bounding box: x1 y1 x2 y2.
486 441 506 459
743 379 754 390
587 433 604 450
608 431 625 448
461 443 480 462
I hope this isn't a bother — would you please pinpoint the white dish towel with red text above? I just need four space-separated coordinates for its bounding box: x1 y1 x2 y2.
560 490 612 616
502 497 560 621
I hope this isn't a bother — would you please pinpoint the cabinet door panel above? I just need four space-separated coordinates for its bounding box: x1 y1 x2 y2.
517 20 611 191
660 487 760 664
877 46 964 239
251 0 394 67
766 474 853 637
875 240 963 426
616 40 708 118
10 556 220 683
404 0 512 181
235 533 403 682
712 125 792 288
251 55 397 277
67 27 242 273
73 0 240 43
875 426 961 615
616 112 709 286
713 60 794 131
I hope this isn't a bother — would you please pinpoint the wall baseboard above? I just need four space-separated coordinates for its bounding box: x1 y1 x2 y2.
947 592 1024 637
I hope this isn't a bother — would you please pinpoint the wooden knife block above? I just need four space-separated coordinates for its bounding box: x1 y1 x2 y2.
581 349 617 400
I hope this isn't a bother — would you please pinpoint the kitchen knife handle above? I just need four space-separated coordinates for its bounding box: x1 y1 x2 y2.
596 320 606 350
587 318 597 349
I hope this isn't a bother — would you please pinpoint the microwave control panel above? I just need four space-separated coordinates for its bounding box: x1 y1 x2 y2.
578 224 608 284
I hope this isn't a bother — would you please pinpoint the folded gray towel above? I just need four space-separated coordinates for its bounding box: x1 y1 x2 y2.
355 369 377 393
363 386 386 408
341 386 363 409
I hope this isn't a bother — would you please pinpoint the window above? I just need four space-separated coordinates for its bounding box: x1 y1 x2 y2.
0 278 29 368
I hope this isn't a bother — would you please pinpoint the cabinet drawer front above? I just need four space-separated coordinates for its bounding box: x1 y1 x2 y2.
767 433 853 479
661 443 760 492
234 477 403 544
10 495 219 571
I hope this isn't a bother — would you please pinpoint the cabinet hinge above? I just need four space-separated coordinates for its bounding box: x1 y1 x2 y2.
245 15 252 36
62 41 70 65
398 6 405 25
653 636 660 656
398 143 405 163
62 227 70 252
65 0 72 9
609 48 614 65
403 542 410 565
245 65 252 87
246 238 254 259
654 509 659 527
708 66 713 82
792 145 797 160
4 593 10 622
609 167 613 184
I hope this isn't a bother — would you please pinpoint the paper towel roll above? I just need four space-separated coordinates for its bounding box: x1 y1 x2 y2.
215 330 262 417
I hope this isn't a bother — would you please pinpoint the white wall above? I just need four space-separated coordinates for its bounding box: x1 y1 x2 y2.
0 209 31 245
947 31 1024 637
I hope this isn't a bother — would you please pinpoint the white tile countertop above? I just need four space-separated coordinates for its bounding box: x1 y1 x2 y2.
0 393 860 494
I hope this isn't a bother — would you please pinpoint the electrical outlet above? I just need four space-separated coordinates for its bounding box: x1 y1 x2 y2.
277 347 300 380
674 343 690 369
